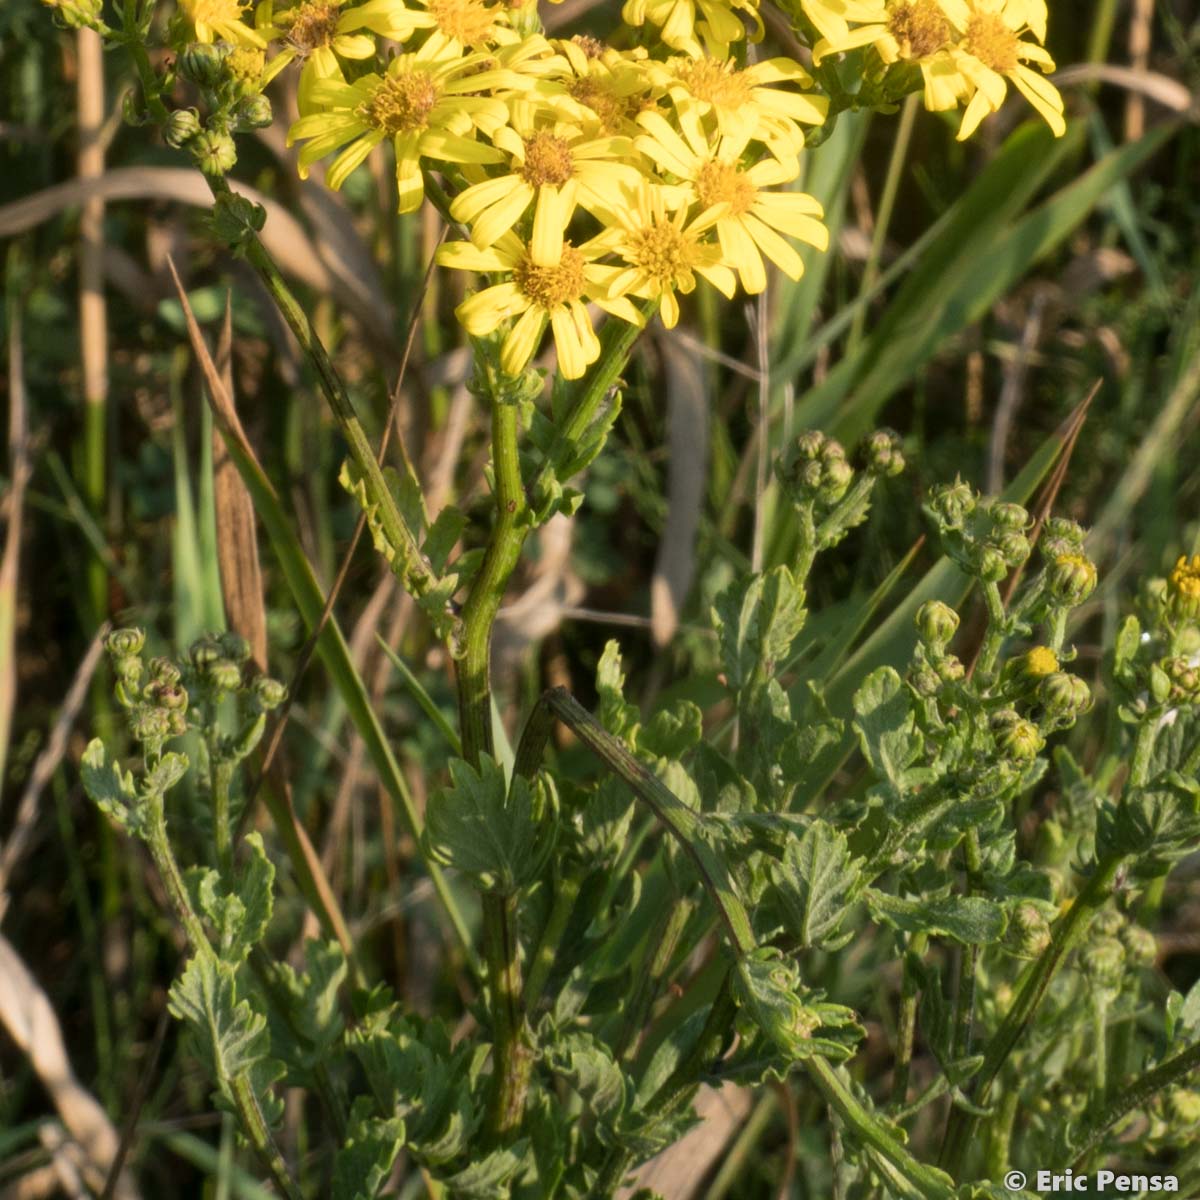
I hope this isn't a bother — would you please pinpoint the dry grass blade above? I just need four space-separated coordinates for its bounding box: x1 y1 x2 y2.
652 334 709 647
0 934 141 1200
213 298 268 671
0 624 109 921
1052 64 1196 116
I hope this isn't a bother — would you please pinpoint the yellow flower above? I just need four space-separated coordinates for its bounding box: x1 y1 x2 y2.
544 38 657 137
287 41 512 211
1169 554 1200 621
256 0 375 111
340 0 512 52
180 0 266 47
451 102 644 266
589 183 735 328
436 232 643 379
634 109 828 292
940 0 1064 138
654 56 827 165
798 0 897 42
812 0 969 114
620 0 762 57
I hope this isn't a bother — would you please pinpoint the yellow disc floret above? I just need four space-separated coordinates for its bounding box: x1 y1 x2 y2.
360 70 440 133
282 0 341 51
965 11 1020 73
1024 646 1059 677
520 133 575 187
677 57 752 107
513 245 587 309
1168 554 1200 620
695 160 756 216
887 0 951 59
426 0 498 46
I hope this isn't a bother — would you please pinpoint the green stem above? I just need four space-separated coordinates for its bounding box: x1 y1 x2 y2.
1092 997 1109 1097
940 855 1124 1176
984 1087 1019 1180
1069 1038 1200 1164
949 834 983 1063
976 581 1008 681
616 898 695 1061
482 891 534 1140
523 870 582 1011
1129 719 1158 790
848 93 918 352
891 931 929 1107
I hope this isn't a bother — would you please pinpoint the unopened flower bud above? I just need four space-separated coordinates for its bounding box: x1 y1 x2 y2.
1167 554 1200 622
190 637 222 672
989 502 1029 532
1019 646 1059 678
916 600 959 650
939 654 965 683
42 0 104 28
114 655 143 687
909 665 942 697
991 709 1043 760
974 546 1010 583
1091 909 1124 938
776 432 852 507
193 129 237 175
163 107 202 149
862 428 905 477
148 657 181 687
1160 656 1200 705
1120 923 1156 968
219 631 252 664
1048 552 1098 605
208 659 243 693
177 42 226 87
1081 935 1125 991
927 479 976 530
1041 517 1086 559
1007 901 1052 959
252 676 288 710
148 682 189 713
1039 672 1091 720
131 706 172 745
995 531 1031 569
236 94 273 129
106 628 146 659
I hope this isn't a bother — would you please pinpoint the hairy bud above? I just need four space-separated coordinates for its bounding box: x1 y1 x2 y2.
193 129 238 176
926 478 976 530
916 600 959 651
991 709 1043 760
1048 551 1098 606
163 107 202 149
252 676 288 710
862 428 905 477
178 42 227 87
1006 901 1052 959
106 627 146 659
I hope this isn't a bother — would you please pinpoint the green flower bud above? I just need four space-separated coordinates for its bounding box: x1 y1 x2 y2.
252 676 288 710
975 546 1009 583
147 681 189 713
988 501 1029 532
1167 1090 1200 1126
114 655 144 688
1038 672 1092 720
1161 656 1200 704
862 428 905 477
163 107 202 149
909 665 943 697
1041 517 1086 559
42 0 104 28
236 94 273 130
1081 935 1125 991
995 531 1031 569
193 129 238 176
1168 554 1200 622
927 478 976 530
1120 923 1157 968
225 46 266 95
131 706 172 745
1006 901 1052 959
207 659 243 693
916 600 959 650
148 656 182 687
823 455 854 501
1048 552 1098 605
189 637 223 672
991 709 1043 760
105 628 146 659
776 431 852 507
177 42 227 88
939 654 965 683
219 631 252 664
1090 909 1124 938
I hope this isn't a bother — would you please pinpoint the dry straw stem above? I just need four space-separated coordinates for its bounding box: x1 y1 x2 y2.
0 935 141 1200
0 169 396 357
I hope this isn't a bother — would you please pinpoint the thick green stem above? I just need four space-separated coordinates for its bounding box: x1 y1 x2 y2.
984 1087 1020 1180
616 898 695 1061
940 855 1123 1175
891 931 929 1107
482 892 534 1140
523 870 582 1010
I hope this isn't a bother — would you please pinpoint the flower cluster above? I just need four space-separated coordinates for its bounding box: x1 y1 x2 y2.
806 0 1065 138
173 0 1065 378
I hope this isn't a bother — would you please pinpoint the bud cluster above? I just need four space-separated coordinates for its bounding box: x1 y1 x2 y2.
776 430 853 510
925 483 1032 583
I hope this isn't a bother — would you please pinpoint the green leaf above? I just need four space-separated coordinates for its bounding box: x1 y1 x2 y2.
596 641 639 744
573 776 637 867
852 667 923 795
332 1109 405 1200
864 890 1007 945
439 1142 528 1199
543 1032 628 1130
80 738 151 839
168 955 279 1115
1098 774 1200 877
424 755 557 894
197 833 274 963
423 505 467 575
638 701 703 760
772 821 862 950
144 751 190 798
271 940 347 1074
713 567 807 690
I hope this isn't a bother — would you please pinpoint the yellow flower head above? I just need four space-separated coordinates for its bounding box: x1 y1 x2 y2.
437 232 643 379
1022 645 1059 677
180 0 266 47
654 55 828 166
1168 554 1200 622
941 0 1064 139
635 108 827 293
620 0 763 57
590 182 735 329
545 38 658 137
287 41 514 211
451 101 644 266
256 0 375 110
341 0 514 51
